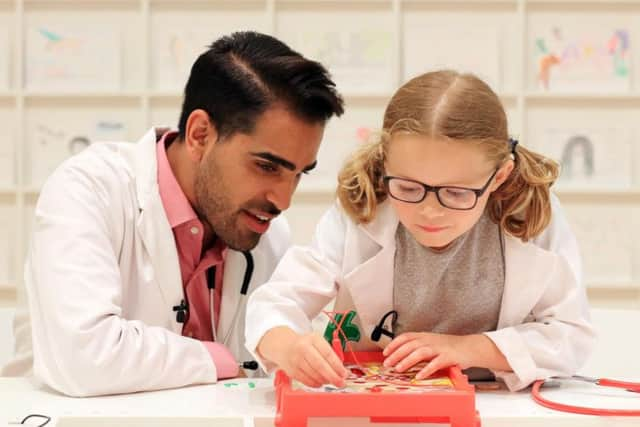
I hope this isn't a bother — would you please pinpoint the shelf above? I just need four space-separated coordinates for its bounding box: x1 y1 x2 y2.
526 92 640 102
23 91 143 100
0 187 18 195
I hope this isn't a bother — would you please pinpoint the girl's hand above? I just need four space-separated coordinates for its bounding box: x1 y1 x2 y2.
257 327 349 388
382 332 475 380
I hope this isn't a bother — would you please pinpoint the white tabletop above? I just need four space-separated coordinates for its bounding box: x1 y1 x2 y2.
1 376 639 427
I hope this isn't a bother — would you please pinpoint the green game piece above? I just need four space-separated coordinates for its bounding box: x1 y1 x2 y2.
323 310 361 350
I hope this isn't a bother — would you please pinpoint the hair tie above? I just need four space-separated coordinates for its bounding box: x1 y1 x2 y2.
509 138 519 154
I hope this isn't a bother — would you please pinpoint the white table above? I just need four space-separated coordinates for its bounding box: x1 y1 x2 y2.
1 376 639 427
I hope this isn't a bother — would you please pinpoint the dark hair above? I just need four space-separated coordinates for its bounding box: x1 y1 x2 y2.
178 31 344 140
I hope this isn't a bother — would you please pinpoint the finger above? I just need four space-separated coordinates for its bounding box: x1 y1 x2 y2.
383 339 423 368
306 341 347 387
299 356 327 387
415 355 451 380
293 367 323 388
394 346 436 373
314 336 349 379
383 333 415 357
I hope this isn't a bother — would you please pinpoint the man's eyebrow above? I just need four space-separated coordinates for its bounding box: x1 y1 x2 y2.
251 152 317 173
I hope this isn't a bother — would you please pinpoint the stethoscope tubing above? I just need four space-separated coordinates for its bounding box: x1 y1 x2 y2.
532 377 640 416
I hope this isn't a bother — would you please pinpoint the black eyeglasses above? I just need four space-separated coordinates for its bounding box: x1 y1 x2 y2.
383 169 499 210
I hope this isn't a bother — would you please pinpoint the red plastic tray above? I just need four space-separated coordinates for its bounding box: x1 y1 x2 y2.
274 351 480 427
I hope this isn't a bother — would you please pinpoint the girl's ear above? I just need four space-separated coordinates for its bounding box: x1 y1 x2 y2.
490 159 515 192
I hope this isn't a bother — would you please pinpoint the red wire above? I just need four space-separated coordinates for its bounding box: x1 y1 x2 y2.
532 380 640 416
322 310 362 367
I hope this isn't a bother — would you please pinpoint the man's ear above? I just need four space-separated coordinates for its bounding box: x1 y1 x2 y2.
184 109 218 161
491 159 515 191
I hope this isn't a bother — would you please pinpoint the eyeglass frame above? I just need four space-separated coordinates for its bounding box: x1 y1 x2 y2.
382 168 499 211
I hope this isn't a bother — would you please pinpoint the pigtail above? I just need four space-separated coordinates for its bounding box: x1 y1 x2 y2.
488 142 560 241
336 138 387 224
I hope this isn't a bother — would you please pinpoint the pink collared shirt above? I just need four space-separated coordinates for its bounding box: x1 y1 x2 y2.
156 130 238 379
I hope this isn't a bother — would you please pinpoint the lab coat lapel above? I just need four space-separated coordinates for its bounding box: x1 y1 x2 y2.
498 236 546 328
343 202 398 349
218 250 246 347
133 128 184 334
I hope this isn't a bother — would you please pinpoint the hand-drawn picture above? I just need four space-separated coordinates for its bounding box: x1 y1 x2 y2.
404 26 501 91
565 205 634 285
0 28 9 89
541 128 633 189
0 117 13 186
278 12 393 94
25 25 121 91
153 29 221 91
298 105 382 192
0 216 12 284
30 120 126 186
533 26 630 92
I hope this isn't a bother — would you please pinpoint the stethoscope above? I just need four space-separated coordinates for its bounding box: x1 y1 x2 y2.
532 376 640 416
173 250 258 370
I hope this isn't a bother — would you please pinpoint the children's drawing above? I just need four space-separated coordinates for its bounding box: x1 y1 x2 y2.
564 205 634 285
25 26 121 91
278 16 393 94
153 29 221 90
541 127 633 189
403 26 501 91
533 26 630 92
299 105 382 192
30 120 126 186
0 28 9 89
293 362 454 394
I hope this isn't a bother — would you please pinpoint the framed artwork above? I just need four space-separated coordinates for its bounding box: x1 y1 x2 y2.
298 104 383 192
277 11 394 94
0 27 9 89
564 204 634 285
25 25 121 91
29 120 127 186
531 25 631 92
541 127 634 189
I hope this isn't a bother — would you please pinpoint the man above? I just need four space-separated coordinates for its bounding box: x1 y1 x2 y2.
1 31 344 396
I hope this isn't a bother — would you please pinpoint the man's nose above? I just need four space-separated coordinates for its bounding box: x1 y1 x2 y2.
266 178 296 212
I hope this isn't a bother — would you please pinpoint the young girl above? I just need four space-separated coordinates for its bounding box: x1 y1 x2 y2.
245 70 595 391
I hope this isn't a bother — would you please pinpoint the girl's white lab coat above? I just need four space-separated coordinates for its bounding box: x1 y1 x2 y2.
246 200 595 391
3 128 290 396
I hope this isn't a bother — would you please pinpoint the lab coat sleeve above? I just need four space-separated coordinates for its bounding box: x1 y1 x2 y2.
533 193 583 286
27 160 217 397
484 254 596 391
245 203 347 373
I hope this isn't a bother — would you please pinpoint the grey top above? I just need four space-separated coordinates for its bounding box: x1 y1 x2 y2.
393 210 505 378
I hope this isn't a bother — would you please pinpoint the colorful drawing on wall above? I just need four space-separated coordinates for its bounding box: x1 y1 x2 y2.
30 120 126 186
298 106 381 192
403 26 501 91
0 114 13 186
293 362 454 394
564 205 634 285
0 214 11 284
280 24 393 94
533 26 630 92
153 29 221 90
25 26 121 91
541 127 633 189
0 28 9 89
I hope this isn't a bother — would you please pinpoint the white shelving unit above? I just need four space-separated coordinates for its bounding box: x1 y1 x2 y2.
1 0 639 299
